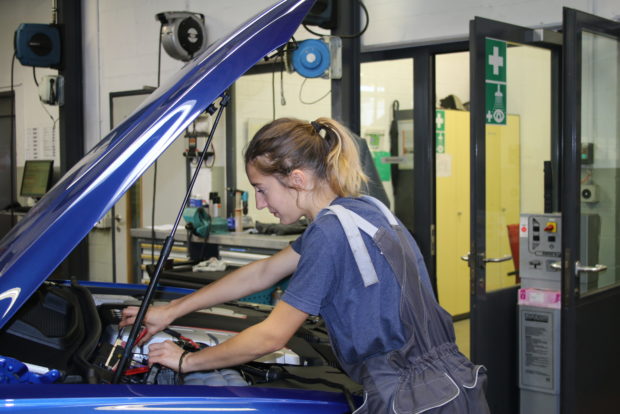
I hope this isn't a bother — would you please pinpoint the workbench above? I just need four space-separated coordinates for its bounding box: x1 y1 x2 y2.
130 226 298 287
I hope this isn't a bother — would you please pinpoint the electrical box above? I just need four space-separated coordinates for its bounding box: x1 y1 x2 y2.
580 184 598 203
518 213 563 414
38 75 64 106
519 213 562 290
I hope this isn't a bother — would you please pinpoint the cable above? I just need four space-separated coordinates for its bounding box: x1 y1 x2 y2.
32 67 39 87
265 41 299 118
39 98 59 130
269 46 292 120
271 54 287 120
280 57 286 106
302 0 369 39
298 77 331 105
271 70 276 120
206 143 216 168
157 23 163 88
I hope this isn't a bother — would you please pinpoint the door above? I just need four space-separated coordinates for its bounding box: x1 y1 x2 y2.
561 8 620 414
469 18 561 414
0 92 15 238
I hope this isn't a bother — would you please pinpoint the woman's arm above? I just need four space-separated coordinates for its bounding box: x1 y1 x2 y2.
147 300 309 372
120 245 300 342
169 245 299 317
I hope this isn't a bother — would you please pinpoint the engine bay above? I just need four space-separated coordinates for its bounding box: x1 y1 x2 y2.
0 280 360 398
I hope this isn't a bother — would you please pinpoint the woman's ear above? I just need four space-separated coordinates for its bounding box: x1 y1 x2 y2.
289 169 307 190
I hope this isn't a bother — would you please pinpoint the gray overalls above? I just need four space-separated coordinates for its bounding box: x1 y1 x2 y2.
326 197 490 414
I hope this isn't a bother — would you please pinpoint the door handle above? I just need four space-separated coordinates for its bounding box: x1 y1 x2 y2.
460 253 511 263
483 255 512 263
575 261 607 273
550 261 607 273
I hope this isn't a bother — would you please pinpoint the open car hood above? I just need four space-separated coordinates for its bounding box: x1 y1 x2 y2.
0 0 315 330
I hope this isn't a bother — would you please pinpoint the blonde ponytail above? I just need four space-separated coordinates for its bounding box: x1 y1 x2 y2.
315 117 367 197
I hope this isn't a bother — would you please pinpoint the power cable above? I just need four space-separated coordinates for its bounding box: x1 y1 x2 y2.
32 67 39 87
271 70 276 120
298 77 331 105
280 57 286 106
270 53 289 120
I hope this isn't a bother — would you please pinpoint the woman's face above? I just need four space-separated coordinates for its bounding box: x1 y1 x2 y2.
246 163 303 225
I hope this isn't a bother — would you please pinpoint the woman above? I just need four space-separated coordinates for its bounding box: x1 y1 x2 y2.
120 117 489 413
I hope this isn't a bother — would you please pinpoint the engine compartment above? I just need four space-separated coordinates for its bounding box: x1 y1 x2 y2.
0 280 360 400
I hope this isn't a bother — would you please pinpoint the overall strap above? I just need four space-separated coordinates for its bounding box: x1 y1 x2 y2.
360 195 399 226
325 205 379 287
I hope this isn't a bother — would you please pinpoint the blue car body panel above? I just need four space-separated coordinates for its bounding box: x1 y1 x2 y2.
0 0 314 329
0 383 349 413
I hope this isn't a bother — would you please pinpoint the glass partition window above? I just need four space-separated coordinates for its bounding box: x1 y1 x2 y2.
579 31 620 294
360 59 413 220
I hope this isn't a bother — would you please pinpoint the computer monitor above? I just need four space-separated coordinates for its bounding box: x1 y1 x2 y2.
20 160 54 199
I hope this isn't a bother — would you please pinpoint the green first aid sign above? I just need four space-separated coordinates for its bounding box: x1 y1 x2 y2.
485 39 506 82
485 38 507 125
435 110 445 153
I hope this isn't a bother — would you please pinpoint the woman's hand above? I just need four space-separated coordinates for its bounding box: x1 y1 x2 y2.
119 304 174 345
148 340 187 372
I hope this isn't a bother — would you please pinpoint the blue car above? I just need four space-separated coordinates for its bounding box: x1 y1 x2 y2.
0 0 360 412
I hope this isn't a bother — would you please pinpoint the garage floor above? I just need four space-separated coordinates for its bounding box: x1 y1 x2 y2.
453 318 470 359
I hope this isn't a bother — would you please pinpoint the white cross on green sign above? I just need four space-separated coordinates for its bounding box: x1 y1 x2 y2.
436 110 445 153
485 38 507 125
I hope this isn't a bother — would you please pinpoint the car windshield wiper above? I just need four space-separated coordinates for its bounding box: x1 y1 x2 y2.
113 93 230 384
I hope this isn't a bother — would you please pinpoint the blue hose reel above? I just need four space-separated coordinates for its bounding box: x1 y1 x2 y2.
14 23 61 68
291 39 330 78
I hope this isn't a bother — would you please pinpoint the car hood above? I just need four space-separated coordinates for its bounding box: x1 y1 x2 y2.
0 0 315 330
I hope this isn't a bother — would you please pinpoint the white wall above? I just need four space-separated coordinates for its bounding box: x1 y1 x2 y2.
361 0 620 50
0 0 275 200
82 0 276 154
234 69 331 224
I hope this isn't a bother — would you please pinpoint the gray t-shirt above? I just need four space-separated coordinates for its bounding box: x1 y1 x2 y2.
282 197 406 365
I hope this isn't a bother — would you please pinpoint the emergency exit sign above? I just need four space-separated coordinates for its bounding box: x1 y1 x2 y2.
485 38 507 125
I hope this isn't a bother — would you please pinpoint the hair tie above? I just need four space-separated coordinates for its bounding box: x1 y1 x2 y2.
310 121 322 134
